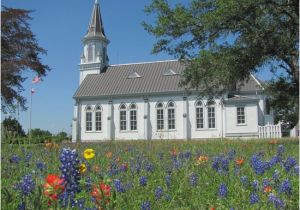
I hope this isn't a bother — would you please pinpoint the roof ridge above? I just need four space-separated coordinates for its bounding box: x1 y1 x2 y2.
110 60 178 67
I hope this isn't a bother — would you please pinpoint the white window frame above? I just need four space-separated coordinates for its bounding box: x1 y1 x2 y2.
120 104 127 131
129 103 137 131
167 101 176 130
85 105 93 132
207 100 216 129
195 100 204 129
95 105 102 131
237 106 246 125
156 102 164 131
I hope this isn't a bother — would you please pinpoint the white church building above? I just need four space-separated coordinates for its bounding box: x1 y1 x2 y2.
72 1 274 142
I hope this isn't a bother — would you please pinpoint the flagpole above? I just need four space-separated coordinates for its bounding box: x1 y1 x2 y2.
29 87 32 145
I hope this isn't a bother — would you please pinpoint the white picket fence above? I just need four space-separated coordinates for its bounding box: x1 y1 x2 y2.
258 123 282 138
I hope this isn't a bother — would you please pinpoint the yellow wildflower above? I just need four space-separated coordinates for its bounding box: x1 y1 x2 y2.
84 148 95 160
79 163 87 173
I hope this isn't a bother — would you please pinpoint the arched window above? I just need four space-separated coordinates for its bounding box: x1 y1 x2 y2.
207 100 216 128
195 100 204 129
156 102 164 130
85 105 92 131
95 105 102 131
129 103 137 131
87 44 93 62
120 104 127 131
167 101 175 130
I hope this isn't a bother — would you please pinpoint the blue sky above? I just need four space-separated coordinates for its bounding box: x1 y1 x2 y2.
2 0 272 135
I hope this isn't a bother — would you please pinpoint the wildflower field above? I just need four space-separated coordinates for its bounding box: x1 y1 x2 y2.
1 139 299 210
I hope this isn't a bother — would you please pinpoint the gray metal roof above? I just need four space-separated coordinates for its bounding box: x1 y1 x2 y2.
73 60 263 99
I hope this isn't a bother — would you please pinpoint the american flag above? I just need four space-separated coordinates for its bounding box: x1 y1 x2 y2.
32 76 41 84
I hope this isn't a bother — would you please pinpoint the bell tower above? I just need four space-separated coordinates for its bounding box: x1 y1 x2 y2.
79 0 109 84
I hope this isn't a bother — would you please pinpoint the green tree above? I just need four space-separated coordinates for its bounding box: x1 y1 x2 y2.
1 7 50 113
1 117 26 143
2 117 26 137
143 0 298 126
57 131 68 139
30 128 52 138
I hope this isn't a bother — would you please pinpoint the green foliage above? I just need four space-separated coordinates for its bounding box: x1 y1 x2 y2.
1 6 50 113
1 139 299 209
266 76 299 128
143 0 298 124
30 128 51 137
1 117 26 144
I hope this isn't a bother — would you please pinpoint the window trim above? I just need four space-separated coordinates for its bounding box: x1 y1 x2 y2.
206 100 216 129
95 105 102 132
156 102 164 131
167 101 176 130
119 103 127 131
236 106 247 126
85 105 93 132
195 100 204 130
129 103 137 131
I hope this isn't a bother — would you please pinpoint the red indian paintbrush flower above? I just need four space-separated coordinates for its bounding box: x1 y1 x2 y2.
91 182 111 206
235 158 245 166
43 174 65 201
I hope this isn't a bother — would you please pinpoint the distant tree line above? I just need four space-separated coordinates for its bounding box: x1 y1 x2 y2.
1 117 69 144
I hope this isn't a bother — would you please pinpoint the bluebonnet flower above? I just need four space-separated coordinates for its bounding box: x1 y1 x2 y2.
218 183 228 198
178 152 184 160
283 157 297 172
155 186 163 200
277 145 284 156
212 156 229 174
17 202 25 210
139 176 147 187
165 175 171 188
189 172 198 187
262 178 271 188
173 159 181 170
36 161 46 171
114 179 125 193
75 198 85 209
16 174 35 196
279 179 292 195
59 148 81 207
108 161 119 175
10 154 21 164
269 156 281 167
141 200 151 210
252 180 260 191
250 153 270 175
250 193 259 204
24 152 32 166
184 151 191 160
268 193 285 209
240 176 248 187
228 149 236 160
120 163 128 172
145 162 154 173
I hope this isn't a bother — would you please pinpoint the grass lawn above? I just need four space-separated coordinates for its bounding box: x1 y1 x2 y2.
1 138 299 209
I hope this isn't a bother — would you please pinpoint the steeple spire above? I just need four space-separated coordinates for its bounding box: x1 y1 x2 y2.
85 0 106 40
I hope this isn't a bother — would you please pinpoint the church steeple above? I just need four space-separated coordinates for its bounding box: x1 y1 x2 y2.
79 0 109 84
84 0 107 40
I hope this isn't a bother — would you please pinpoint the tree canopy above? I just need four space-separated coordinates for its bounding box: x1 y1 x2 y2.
1 117 26 138
143 0 298 127
1 7 50 113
